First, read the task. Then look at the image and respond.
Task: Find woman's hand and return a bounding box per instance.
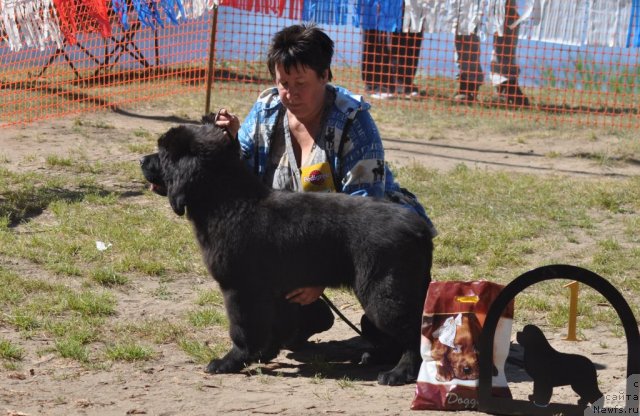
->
[285,286,325,305]
[215,108,240,139]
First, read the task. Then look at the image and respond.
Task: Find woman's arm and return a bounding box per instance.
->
[285,286,326,305]
[338,109,386,197]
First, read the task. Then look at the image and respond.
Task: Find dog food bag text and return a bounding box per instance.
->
[300,162,336,193]
[411,281,514,411]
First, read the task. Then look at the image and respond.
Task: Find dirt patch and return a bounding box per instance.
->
[1,106,638,416]
[2,106,638,179]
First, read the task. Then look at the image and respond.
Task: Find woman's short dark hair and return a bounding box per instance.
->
[267,24,334,82]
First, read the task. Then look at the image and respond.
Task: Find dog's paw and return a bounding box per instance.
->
[377,368,416,386]
[359,348,402,366]
[359,351,374,365]
[205,358,245,374]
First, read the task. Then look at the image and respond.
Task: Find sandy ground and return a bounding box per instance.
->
[1,105,638,416]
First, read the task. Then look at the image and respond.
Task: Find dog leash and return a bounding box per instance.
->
[321,293,363,337]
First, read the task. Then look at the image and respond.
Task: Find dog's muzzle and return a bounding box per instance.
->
[140,153,167,196]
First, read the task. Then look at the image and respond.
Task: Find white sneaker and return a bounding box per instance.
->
[367,86,395,100]
[370,91,395,100]
[402,86,420,98]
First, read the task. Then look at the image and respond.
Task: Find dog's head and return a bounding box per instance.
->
[430,313,484,381]
[516,324,546,349]
[140,123,240,216]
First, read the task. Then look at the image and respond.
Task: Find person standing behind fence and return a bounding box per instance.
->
[453,0,530,106]
[358,0,423,99]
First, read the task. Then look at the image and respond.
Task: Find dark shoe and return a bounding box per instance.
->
[401,85,420,98]
[366,85,395,100]
[497,80,530,107]
[453,92,476,103]
[454,79,480,103]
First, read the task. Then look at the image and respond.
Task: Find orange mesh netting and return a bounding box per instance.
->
[1,0,639,128]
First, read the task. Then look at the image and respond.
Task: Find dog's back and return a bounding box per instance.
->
[232,189,432,291]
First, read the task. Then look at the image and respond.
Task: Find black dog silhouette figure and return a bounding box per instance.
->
[517,325,603,407]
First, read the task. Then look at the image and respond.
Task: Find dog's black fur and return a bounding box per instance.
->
[140,123,433,385]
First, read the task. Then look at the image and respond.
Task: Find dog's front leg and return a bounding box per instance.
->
[378,348,422,385]
[205,288,278,374]
[206,344,250,374]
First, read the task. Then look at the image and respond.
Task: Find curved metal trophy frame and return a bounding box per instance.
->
[478,264,640,416]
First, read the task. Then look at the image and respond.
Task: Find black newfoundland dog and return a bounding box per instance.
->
[140,122,433,385]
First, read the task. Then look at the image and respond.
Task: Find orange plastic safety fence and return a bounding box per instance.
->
[1,2,640,128]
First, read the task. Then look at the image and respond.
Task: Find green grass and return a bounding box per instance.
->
[56,338,90,362]
[0,94,638,372]
[195,289,224,306]
[187,308,228,329]
[105,341,155,361]
[120,319,186,344]
[393,163,640,329]
[91,267,129,286]
[336,376,357,389]
[178,338,227,365]
[45,155,74,168]
[0,339,24,361]
[0,187,202,278]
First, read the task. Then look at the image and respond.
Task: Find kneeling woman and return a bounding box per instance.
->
[215,23,436,347]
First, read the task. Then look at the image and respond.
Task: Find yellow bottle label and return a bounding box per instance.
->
[300,162,336,193]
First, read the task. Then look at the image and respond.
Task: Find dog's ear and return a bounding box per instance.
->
[430,339,447,361]
[468,315,484,339]
[203,124,240,159]
[168,189,186,216]
[159,126,193,217]
[431,341,453,382]
[167,162,189,216]
[159,126,193,159]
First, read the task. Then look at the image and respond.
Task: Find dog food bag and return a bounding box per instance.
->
[411,281,514,411]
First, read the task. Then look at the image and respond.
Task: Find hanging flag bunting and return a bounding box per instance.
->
[289,0,302,19]
[219,0,287,17]
[302,0,349,26]
[1,0,24,50]
[149,0,166,28]
[51,0,111,44]
[111,0,130,30]
[159,0,187,24]
[402,0,449,33]
[354,0,403,32]
[179,0,216,19]
[449,0,486,36]
[517,0,587,46]
[52,0,78,43]
[486,0,506,36]
[116,0,160,29]
[0,0,64,51]
[131,0,159,28]
[486,0,536,37]
[401,0,487,35]
[626,0,640,47]
[585,0,632,47]
[83,0,112,38]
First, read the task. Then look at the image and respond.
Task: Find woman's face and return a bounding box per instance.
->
[275,63,328,120]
